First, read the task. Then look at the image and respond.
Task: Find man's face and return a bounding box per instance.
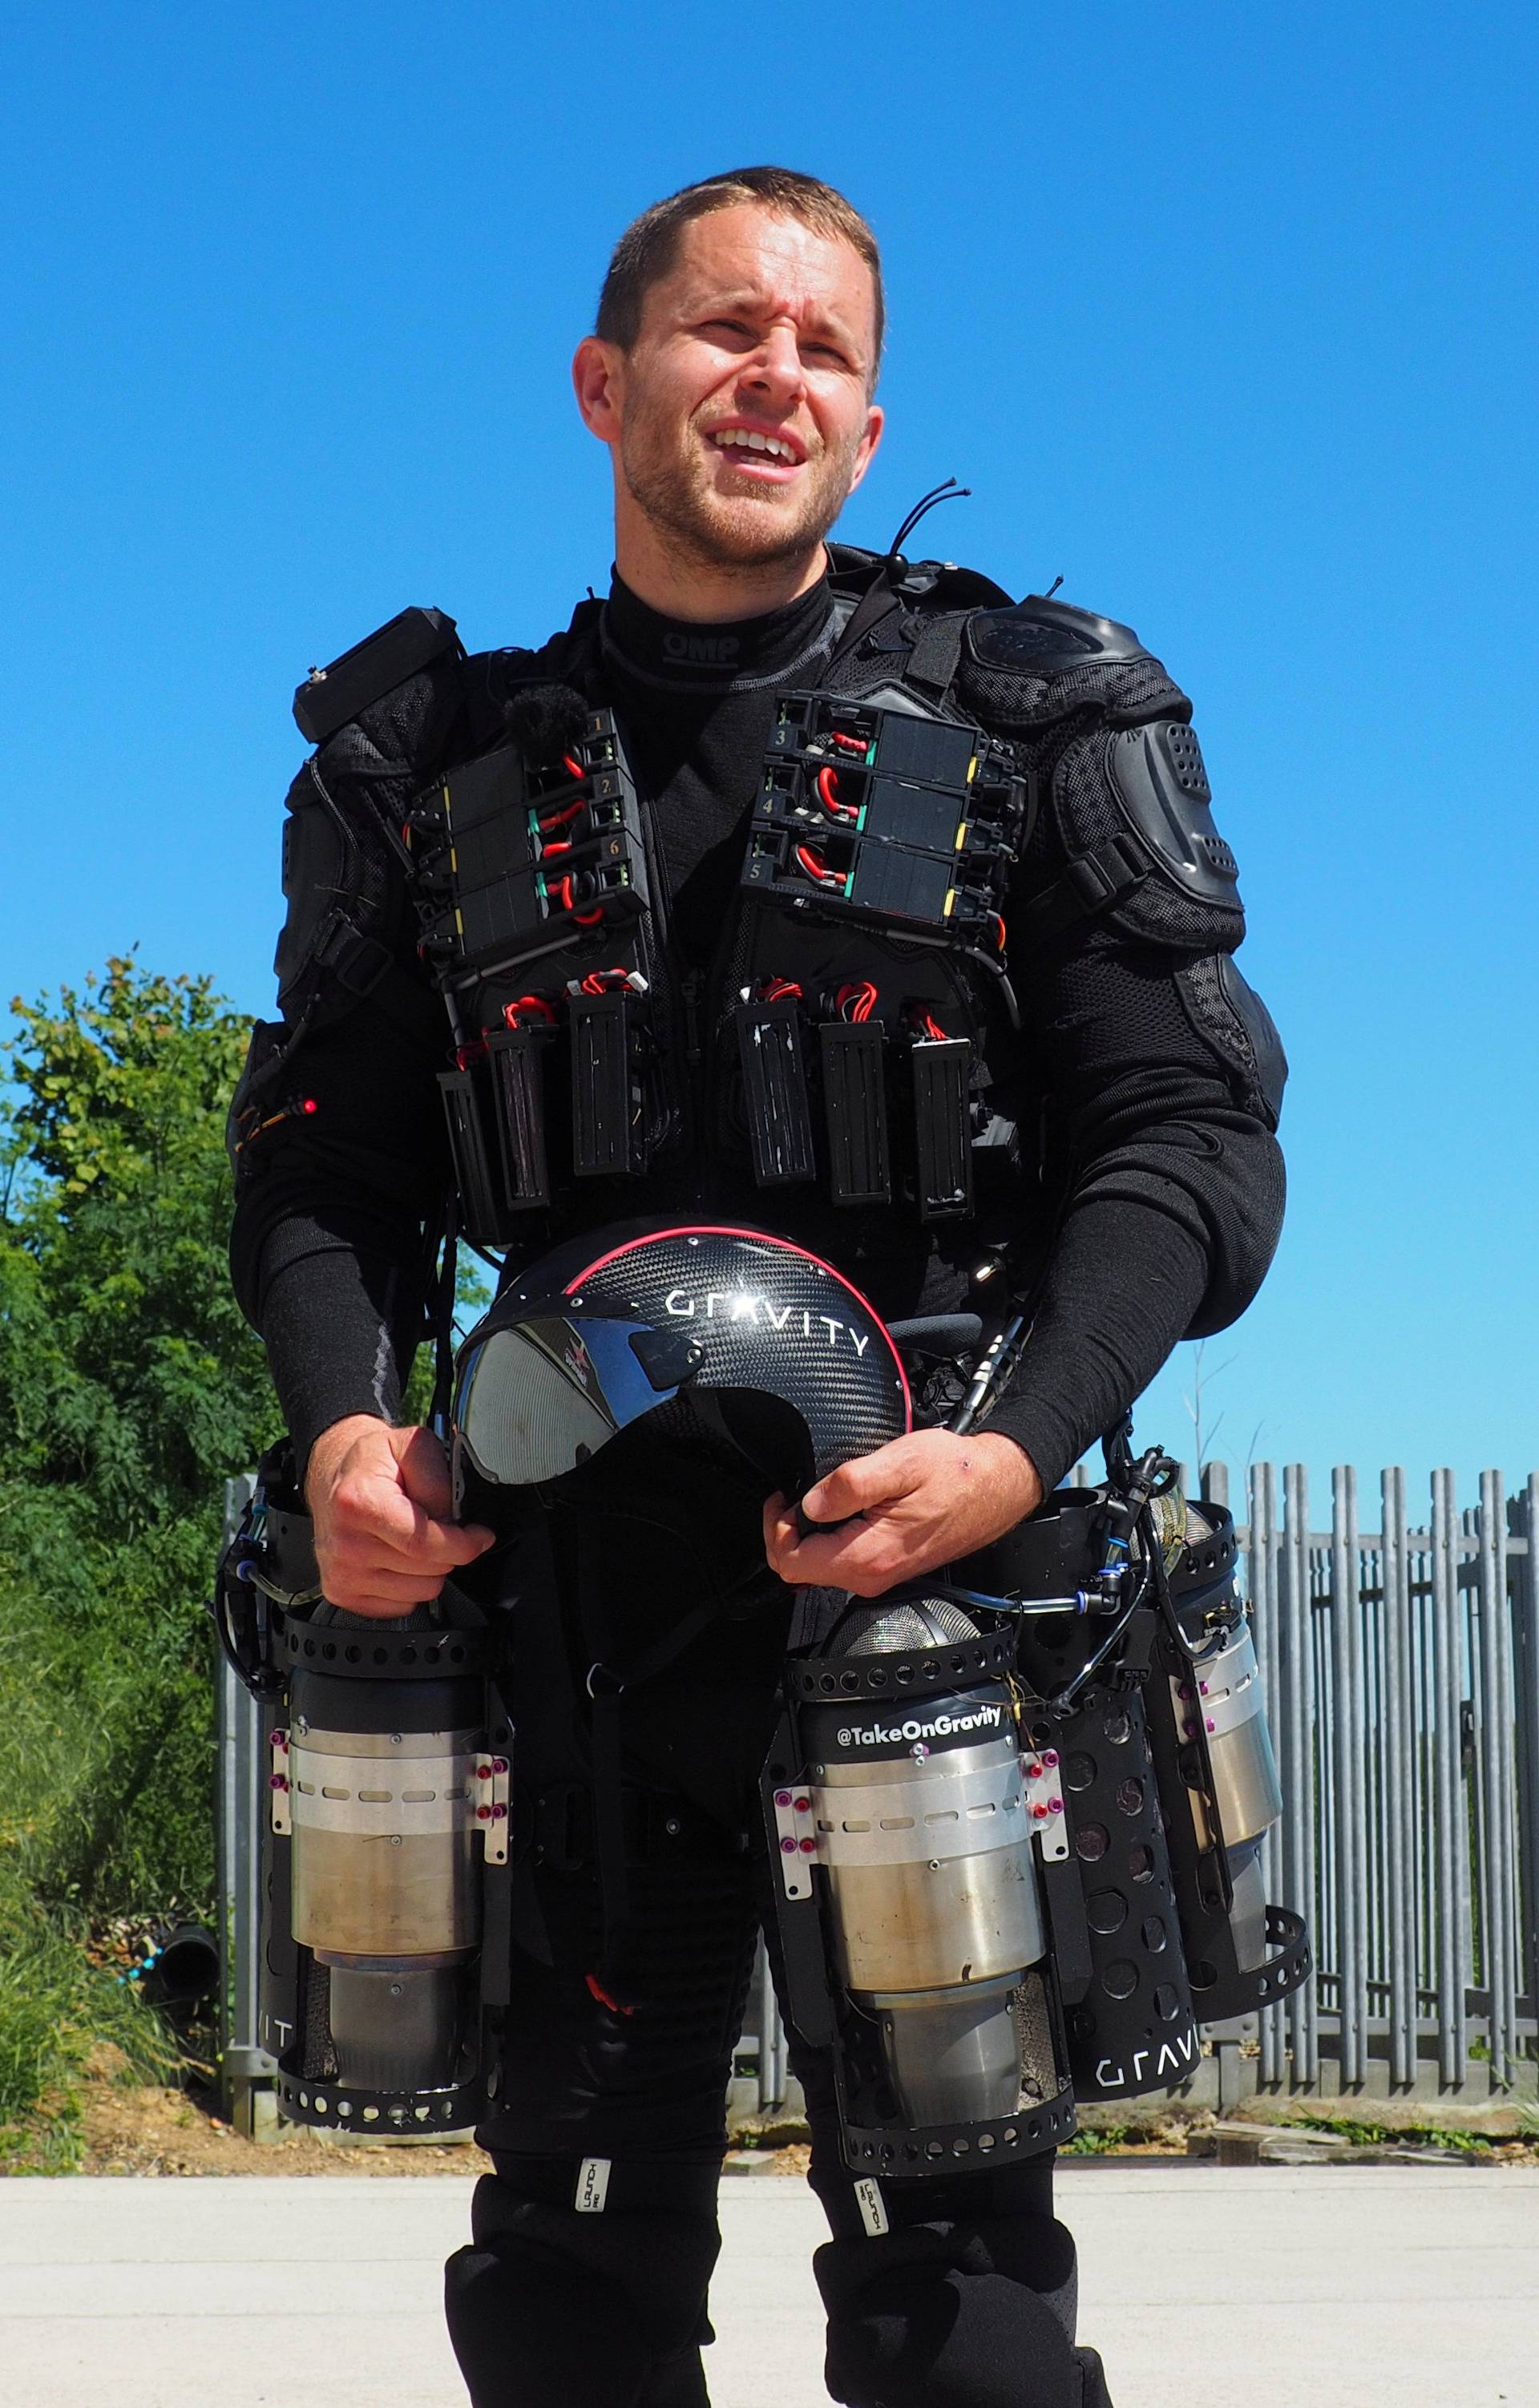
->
[584,204,884,575]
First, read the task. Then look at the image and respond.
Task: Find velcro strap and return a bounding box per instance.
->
[904,612,966,701]
[1017,834,1149,948]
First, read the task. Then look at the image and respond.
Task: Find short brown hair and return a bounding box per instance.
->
[596,166,884,369]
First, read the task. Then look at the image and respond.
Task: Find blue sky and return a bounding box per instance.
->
[4,3,1536,1509]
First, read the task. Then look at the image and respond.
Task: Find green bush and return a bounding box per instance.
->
[0,960,274,2165]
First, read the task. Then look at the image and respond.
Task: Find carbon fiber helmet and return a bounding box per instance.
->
[452,1220,910,1521]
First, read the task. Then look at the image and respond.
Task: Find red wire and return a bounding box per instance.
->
[922,1012,947,1041]
[562,754,585,781]
[761,977,803,1002]
[830,730,866,754]
[796,843,839,884]
[817,764,857,820]
[991,911,1008,951]
[504,996,556,1028]
[836,981,878,1024]
[539,798,588,832]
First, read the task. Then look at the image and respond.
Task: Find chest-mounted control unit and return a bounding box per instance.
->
[410,712,661,1243]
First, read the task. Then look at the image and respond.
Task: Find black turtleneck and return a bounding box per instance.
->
[599,572,835,964]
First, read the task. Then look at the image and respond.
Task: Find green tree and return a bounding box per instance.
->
[0,959,273,2164]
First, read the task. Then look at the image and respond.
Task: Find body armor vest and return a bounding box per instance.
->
[408,562,1039,1256]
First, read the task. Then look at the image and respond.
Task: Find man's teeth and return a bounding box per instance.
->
[713,428,798,463]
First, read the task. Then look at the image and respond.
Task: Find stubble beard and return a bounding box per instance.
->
[619,401,862,577]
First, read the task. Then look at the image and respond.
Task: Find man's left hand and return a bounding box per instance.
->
[763,1428,1044,1598]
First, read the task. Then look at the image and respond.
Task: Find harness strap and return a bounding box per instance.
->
[903,610,967,703]
[1012,832,1151,950]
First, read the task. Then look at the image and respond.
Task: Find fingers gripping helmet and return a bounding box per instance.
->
[452,1222,911,1529]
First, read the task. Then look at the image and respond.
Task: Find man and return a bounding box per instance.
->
[232,166,1284,2408]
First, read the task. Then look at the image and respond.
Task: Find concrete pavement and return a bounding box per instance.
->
[1,2164,1535,2406]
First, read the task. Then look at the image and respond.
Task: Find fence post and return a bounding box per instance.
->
[1476,1471,1518,2086]
[1330,1469,1367,2086]
[1282,1465,1318,2084]
[1430,1469,1470,2084]
[1248,1463,1285,2086]
[215,1475,265,2128]
[1520,1478,1539,2046]
[1381,1469,1417,2087]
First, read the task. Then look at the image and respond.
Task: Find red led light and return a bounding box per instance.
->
[476,1804,492,1821]
[301,1097,318,1115]
[794,1796,811,1813]
[798,1836,816,1854]
[1032,1803,1048,1820]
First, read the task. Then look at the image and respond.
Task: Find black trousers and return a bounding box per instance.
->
[442,1486,1113,2408]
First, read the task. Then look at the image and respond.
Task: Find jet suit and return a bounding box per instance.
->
[228,546,1287,2407]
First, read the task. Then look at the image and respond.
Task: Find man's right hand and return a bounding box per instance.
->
[304,1415,495,1618]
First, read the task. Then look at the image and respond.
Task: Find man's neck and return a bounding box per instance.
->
[612,510,828,624]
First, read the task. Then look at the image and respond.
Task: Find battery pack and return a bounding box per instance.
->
[736,999,816,1186]
[438,1064,511,1246]
[571,992,644,1177]
[912,1036,974,1220]
[486,1024,552,1210]
[819,1021,890,1205]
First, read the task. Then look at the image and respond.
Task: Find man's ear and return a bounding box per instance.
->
[572,336,624,443]
[846,402,885,496]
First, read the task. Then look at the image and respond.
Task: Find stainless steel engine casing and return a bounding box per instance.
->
[812,1734,1047,1996]
[1180,1621,1283,1848]
[289,1724,484,1960]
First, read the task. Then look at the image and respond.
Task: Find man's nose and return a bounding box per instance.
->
[739,324,806,407]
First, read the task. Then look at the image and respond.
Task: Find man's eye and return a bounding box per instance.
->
[703,319,753,339]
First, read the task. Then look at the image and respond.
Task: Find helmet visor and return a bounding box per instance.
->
[454,1310,702,1488]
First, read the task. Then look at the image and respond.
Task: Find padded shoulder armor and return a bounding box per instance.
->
[827,543,1013,613]
[293,606,462,746]
[968,594,1149,676]
[1109,719,1239,915]
[957,596,1184,736]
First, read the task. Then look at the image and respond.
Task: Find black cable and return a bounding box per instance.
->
[887,476,971,560]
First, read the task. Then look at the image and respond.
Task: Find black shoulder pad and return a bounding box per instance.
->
[293,605,461,746]
[826,543,1013,612]
[1176,955,1288,1130]
[967,595,1148,677]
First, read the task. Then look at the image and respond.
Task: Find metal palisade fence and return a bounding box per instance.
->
[1229,1461,1539,2101]
[216,1465,1539,2127]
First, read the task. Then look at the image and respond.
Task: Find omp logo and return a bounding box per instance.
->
[563,1335,593,1386]
[663,632,740,665]
[836,1704,1003,1747]
[663,1287,872,1357]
